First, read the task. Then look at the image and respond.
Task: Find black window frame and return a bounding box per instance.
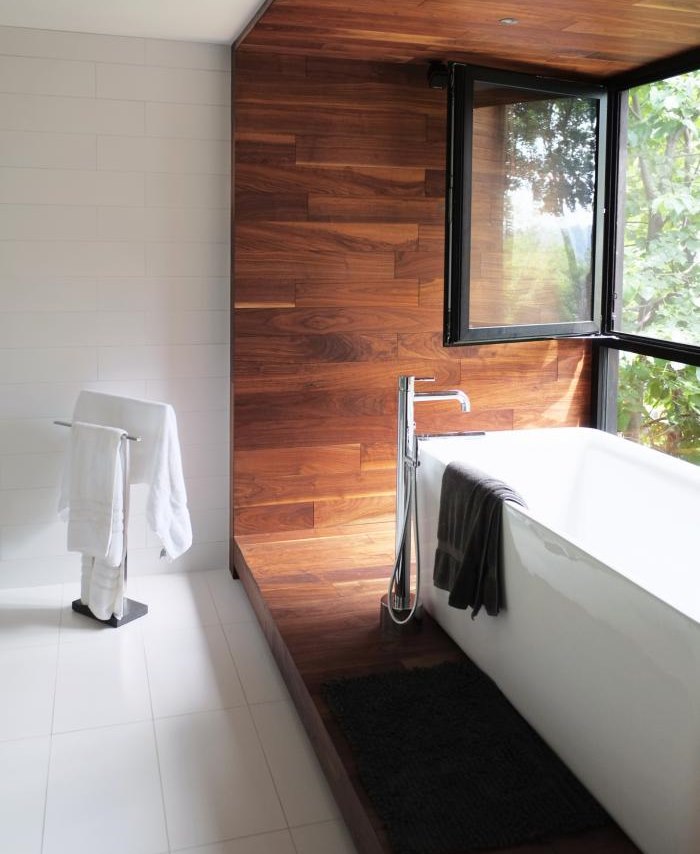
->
[592,47,700,429]
[441,49,700,436]
[444,63,608,345]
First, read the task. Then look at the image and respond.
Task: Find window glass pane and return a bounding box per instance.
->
[617,351,700,464]
[619,70,700,345]
[469,82,597,328]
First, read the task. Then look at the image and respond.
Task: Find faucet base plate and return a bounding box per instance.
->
[379,593,422,635]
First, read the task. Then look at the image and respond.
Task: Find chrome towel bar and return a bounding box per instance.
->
[54,420,141,442]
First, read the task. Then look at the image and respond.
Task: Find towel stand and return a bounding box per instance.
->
[55,420,148,627]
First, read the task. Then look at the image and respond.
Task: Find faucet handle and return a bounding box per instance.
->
[414,376,435,383]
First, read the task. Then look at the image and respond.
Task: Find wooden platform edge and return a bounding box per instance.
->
[231,539,386,854]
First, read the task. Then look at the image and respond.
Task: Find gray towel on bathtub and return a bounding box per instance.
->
[433,461,526,618]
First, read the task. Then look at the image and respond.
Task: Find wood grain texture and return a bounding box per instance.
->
[237,0,700,78]
[236,102,427,138]
[232,52,593,537]
[234,278,296,307]
[235,444,361,476]
[236,163,426,197]
[234,529,643,854]
[233,359,463,394]
[296,135,446,168]
[234,467,396,507]
[295,278,420,308]
[231,37,644,854]
[235,132,296,164]
[314,495,395,527]
[234,417,397,452]
[235,306,439,336]
[234,331,398,363]
[234,502,314,534]
[235,248,396,279]
[308,195,445,223]
[235,190,309,222]
[236,389,395,420]
[236,221,419,253]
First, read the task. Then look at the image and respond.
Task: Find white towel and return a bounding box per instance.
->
[80,555,124,621]
[64,421,124,568]
[145,403,193,560]
[67,391,192,560]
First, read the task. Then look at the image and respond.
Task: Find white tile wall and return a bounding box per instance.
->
[146,102,230,140]
[0,277,97,311]
[144,38,231,71]
[0,55,96,97]
[96,63,230,105]
[0,130,97,169]
[0,205,98,241]
[0,240,146,276]
[0,166,145,205]
[0,92,146,135]
[0,26,146,64]
[146,172,230,209]
[0,25,231,588]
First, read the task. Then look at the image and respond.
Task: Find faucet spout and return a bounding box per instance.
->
[414,389,471,412]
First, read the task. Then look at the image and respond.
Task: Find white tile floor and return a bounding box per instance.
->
[0,569,359,854]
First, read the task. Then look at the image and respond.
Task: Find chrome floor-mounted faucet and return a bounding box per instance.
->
[380,375,470,629]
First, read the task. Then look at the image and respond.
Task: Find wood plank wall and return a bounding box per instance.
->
[232,50,592,536]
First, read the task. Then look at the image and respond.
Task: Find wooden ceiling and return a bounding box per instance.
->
[238,0,700,80]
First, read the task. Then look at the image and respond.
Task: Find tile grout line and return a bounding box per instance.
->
[289,825,302,854]
[247,693,297,835]
[209,574,260,708]
[213,580,357,854]
[4,573,308,853]
[38,587,65,854]
[144,570,262,850]
[207,571,295,839]
[140,611,173,854]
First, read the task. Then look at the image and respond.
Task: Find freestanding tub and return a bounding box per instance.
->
[416,427,700,854]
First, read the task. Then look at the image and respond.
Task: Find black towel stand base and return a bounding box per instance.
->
[71,597,148,628]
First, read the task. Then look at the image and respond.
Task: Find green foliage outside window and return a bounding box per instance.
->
[617,354,700,463]
[617,70,700,463]
[505,97,597,322]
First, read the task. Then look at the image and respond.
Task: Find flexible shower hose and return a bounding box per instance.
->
[386,457,421,626]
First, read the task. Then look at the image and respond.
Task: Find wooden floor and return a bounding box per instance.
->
[233,523,641,854]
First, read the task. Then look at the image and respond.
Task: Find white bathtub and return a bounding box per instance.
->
[416,427,700,854]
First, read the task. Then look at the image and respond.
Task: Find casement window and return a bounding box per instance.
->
[444,64,606,344]
[443,50,700,463]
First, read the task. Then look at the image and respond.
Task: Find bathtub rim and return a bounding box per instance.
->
[416,426,700,629]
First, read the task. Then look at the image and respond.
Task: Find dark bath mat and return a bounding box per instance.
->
[323,660,610,854]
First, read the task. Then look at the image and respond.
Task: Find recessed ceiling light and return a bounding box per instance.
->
[498,17,519,24]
